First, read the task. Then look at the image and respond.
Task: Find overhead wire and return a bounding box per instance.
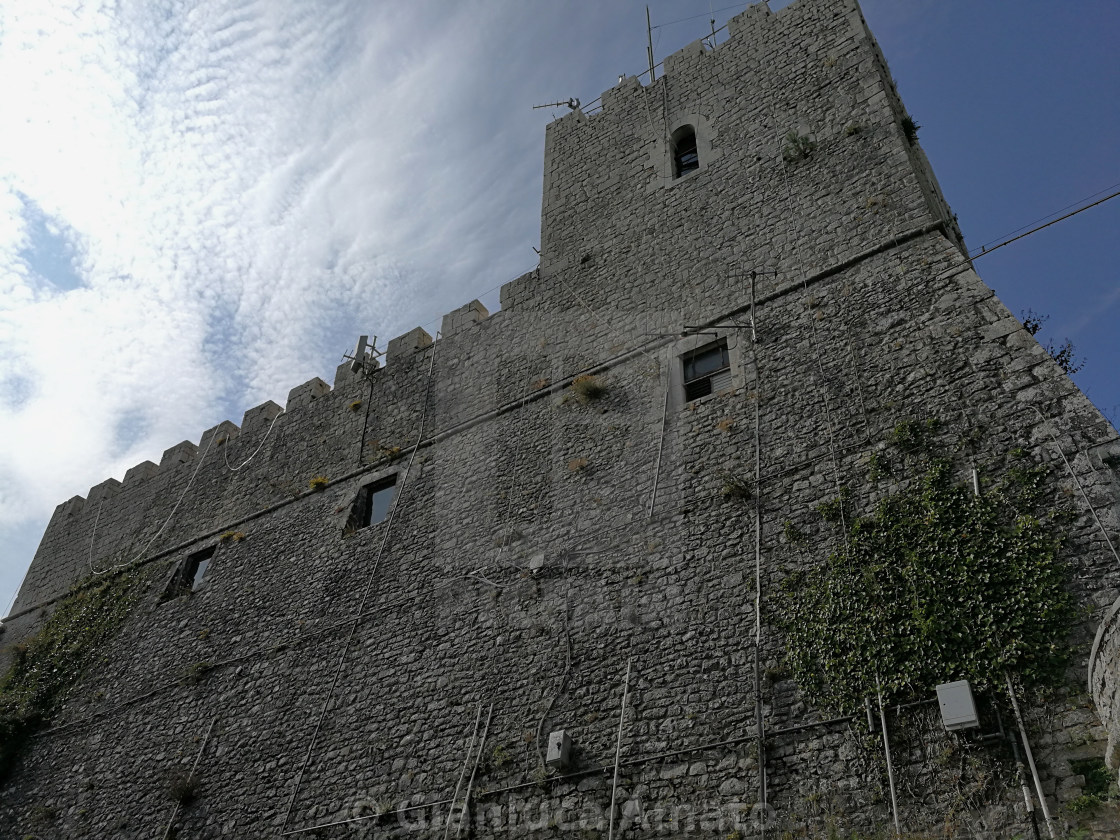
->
[223,408,286,471]
[969,187,1120,261]
[90,428,219,576]
[650,3,749,30]
[975,181,1120,252]
[280,335,441,832]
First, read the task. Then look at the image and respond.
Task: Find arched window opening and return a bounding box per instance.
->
[672,125,699,178]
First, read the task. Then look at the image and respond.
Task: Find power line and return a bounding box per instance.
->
[969,188,1120,261]
[651,3,750,30]
[977,180,1120,251]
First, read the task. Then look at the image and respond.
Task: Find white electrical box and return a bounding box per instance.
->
[545,729,572,770]
[936,680,980,730]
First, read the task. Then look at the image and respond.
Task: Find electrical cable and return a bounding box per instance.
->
[223,408,286,471]
[280,336,440,832]
[91,427,219,576]
[975,181,1120,252]
[969,188,1120,261]
[651,3,749,30]
[86,499,105,576]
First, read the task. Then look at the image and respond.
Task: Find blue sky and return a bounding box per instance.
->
[1,0,1118,614]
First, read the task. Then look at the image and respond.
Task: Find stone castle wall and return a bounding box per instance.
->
[3,1,1119,837]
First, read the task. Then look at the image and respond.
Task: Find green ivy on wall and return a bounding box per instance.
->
[779,452,1074,715]
[0,569,146,780]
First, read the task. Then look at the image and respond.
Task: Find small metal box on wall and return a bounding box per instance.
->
[936,680,980,730]
[545,730,572,770]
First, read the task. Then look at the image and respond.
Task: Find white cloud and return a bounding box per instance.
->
[0,0,567,606]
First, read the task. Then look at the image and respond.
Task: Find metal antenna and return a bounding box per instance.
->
[532,98,580,111]
[341,334,383,376]
[646,6,656,81]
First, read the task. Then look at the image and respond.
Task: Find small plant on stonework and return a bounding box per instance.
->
[165,768,200,805]
[376,444,403,463]
[30,804,57,825]
[181,661,212,685]
[218,530,245,544]
[844,123,862,137]
[783,520,807,545]
[1067,757,1117,811]
[567,457,590,474]
[719,471,752,501]
[374,801,395,825]
[308,475,329,491]
[716,417,735,433]
[570,374,607,401]
[349,399,362,412]
[901,114,920,144]
[782,130,816,162]
[483,744,513,773]
[815,488,848,523]
[867,451,891,481]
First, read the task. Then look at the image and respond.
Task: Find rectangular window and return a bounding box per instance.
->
[163,545,215,600]
[187,547,214,591]
[682,341,731,400]
[348,474,398,531]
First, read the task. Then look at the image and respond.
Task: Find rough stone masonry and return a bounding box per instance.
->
[3,0,1119,837]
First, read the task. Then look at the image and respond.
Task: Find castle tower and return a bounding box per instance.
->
[2,1,1118,836]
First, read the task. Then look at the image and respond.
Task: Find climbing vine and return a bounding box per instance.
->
[0,569,146,780]
[779,442,1075,715]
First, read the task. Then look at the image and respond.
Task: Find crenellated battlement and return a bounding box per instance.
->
[9,283,534,615]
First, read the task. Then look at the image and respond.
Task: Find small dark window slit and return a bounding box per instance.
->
[672,126,700,178]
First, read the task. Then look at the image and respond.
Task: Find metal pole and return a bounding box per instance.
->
[161,717,217,840]
[750,272,767,833]
[607,657,633,840]
[647,379,671,519]
[645,7,656,82]
[875,675,900,836]
[1005,673,1055,839]
[996,704,1042,840]
[457,703,493,838]
[443,703,483,840]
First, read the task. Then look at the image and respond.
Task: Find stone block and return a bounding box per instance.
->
[440,299,490,339]
[386,327,433,363]
[286,377,331,409]
[201,420,240,450]
[123,461,159,485]
[87,477,122,503]
[664,39,706,78]
[160,440,197,467]
[241,400,284,434]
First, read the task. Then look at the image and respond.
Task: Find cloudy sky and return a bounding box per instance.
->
[2,0,1118,613]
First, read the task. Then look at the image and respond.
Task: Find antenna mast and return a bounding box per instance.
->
[646,6,656,82]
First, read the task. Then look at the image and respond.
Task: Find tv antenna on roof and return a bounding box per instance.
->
[532,97,580,111]
[342,335,384,376]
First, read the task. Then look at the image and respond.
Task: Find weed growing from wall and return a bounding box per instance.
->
[569,374,607,402]
[779,439,1074,714]
[0,569,146,780]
